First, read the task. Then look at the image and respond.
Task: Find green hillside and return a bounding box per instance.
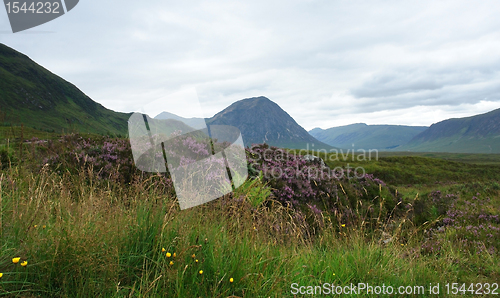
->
[0,43,131,136]
[398,108,500,153]
[309,123,427,150]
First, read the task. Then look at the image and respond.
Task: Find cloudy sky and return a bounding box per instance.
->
[2,0,500,130]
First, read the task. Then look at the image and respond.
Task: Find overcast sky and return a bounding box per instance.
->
[2,0,500,130]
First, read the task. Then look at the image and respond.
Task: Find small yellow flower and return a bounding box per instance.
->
[229,277,234,283]
[12,257,20,264]
[169,261,174,266]
[199,270,203,275]
[166,252,171,258]
[34,225,38,228]
[333,273,336,276]
[191,254,196,258]
[42,225,46,229]
[173,252,176,257]
[0,273,3,278]
[162,248,166,252]
[21,261,28,267]
[401,243,404,246]
[195,259,199,263]
[341,224,346,227]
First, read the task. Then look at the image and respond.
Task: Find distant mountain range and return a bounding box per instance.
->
[0,43,130,136]
[397,108,500,153]
[310,123,427,150]
[2,43,500,153]
[310,109,500,153]
[154,111,206,130]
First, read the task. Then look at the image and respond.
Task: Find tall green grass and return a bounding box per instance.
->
[0,161,498,297]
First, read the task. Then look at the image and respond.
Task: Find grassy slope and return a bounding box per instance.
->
[0,43,131,136]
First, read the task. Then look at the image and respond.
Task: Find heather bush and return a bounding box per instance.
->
[37,134,138,184]
[441,194,500,255]
[246,144,406,230]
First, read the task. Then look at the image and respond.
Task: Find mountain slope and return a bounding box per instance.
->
[399,108,500,153]
[0,43,130,136]
[206,96,333,150]
[309,123,427,150]
[154,111,206,130]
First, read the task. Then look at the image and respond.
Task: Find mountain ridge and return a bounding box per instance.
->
[310,123,427,150]
[154,111,206,130]
[0,43,131,136]
[398,108,500,153]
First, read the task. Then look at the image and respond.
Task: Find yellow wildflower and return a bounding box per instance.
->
[173,252,176,257]
[34,225,38,228]
[191,254,196,258]
[341,224,346,227]
[0,273,3,278]
[229,277,234,283]
[199,270,203,275]
[21,261,28,267]
[42,225,46,229]
[169,261,174,266]
[195,259,199,263]
[166,252,171,258]
[12,257,20,264]
[162,248,166,252]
